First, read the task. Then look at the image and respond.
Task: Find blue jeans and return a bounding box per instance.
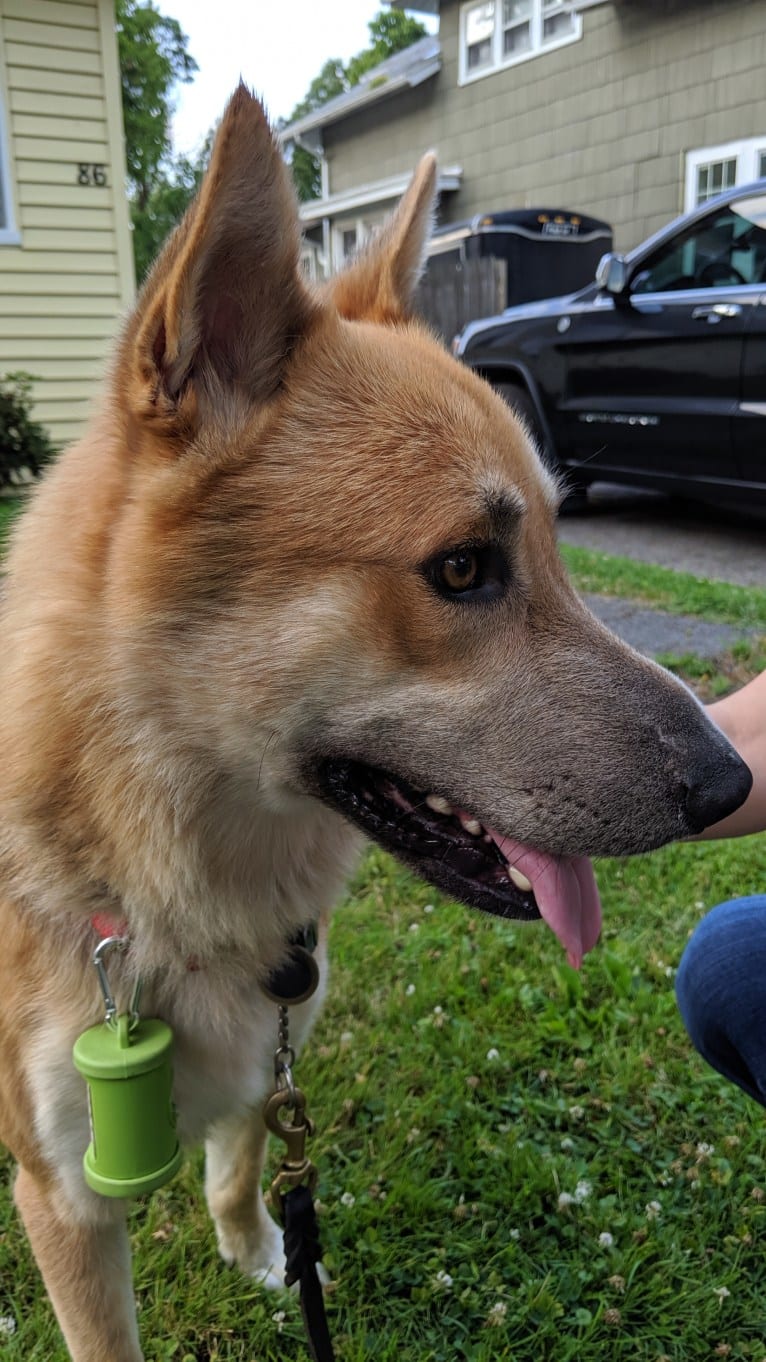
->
[676,895,766,1108]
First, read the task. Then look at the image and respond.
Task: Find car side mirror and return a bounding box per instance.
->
[596,252,630,298]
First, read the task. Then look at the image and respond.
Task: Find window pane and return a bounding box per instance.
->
[466,0,495,68]
[467,36,493,67]
[503,0,532,20]
[542,0,575,41]
[543,12,575,41]
[466,1,495,45]
[633,205,766,293]
[503,22,532,55]
[759,150,766,178]
[0,107,7,229]
[696,157,737,205]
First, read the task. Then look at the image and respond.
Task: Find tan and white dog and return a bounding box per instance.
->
[0,88,751,1361]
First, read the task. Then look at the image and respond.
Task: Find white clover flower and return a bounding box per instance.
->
[509,1228,520,1240]
[486,1047,500,1061]
[696,1142,715,1159]
[598,1231,614,1248]
[568,1104,585,1120]
[340,1191,356,1208]
[560,1137,575,1152]
[574,1180,592,1203]
[558,1191,575,1209]
[434,1269,453,1290]
[486,1300,508,1326]
[409,922,420,932]
[423,903,435,914]
[271,1310,286,1334]
[713,1285,731,1302]
[340,1030,353,1045]
[433,1006,443,1015]
[645,1200,661,1219]
[0,1317,16,1337]
[405,983,416,996]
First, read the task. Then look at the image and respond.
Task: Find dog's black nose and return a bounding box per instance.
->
[685,749,752,832]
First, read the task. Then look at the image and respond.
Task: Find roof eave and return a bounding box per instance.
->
[281,56,441,141]
[298,165,462,225]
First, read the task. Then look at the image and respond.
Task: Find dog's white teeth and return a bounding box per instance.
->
[508,866,533,893]
[426,794,453,815]
[460,815,483,836]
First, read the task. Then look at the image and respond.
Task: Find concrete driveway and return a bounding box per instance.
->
[558,485,766,659]
[557,484,766,589]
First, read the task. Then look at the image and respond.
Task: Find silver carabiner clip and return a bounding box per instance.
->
[92,936,142,1027]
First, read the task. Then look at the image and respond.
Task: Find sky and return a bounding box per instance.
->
[161,2,439,157]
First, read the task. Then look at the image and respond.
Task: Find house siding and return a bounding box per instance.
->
[0,0,134,449]
[324,0,766,253]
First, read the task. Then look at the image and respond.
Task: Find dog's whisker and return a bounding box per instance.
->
[255,729,279,797]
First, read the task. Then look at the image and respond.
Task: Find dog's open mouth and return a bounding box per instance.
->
[317,758,602,968]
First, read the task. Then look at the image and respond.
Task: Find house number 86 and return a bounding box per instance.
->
[77,164,107,187]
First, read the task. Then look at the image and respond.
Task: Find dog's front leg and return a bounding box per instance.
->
[14,1164,142,1361]
[204,1107,286,1291]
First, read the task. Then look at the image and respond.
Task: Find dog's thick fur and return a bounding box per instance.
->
[0,89,751,1361]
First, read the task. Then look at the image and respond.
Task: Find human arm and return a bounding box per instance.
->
[697,667,766,838]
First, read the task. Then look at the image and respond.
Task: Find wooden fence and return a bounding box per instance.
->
[415,256,508,344]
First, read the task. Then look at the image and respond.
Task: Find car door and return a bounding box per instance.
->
[733,195,766,490]
[552,196,766,495]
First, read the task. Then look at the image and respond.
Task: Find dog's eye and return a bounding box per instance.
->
[440,550,480,593]
[425,542,508,603]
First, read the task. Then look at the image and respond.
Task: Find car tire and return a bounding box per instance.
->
[494,381,589,514]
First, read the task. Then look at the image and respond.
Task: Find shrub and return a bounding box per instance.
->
[0,372,57,490]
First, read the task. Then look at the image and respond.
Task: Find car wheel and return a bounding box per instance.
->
[494,382,589,514]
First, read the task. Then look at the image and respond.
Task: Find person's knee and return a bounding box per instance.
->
[676,895,766,1088]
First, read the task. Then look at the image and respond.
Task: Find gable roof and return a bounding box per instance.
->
[281,35,441,141]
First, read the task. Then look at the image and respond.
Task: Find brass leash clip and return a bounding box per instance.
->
[264,1085,318,1219]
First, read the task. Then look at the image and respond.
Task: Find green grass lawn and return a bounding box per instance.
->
[0,495,23,556]
[3,844,765,1360]
[560,544,766,632]
[1,541,765,1359]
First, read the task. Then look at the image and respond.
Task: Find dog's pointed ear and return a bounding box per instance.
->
[330,153,437,324]
[125,85,316,436]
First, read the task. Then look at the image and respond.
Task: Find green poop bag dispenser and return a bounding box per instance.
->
[73,936,181,1198]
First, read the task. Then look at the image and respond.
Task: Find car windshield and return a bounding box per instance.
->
[631,193,766,293]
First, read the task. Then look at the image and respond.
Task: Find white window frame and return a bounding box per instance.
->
[685,136,766,213]
[458,0,582,87]
[0,72,20,244]
[331,215,381,274]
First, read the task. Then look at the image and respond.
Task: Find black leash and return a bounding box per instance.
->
[262,927,335,1362]
[283,1185,335,1362]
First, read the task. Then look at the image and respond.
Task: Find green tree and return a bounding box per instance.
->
[286,10,427,202]
[130,146,210,285]
[345,11,427,85]
[115,0,199,281]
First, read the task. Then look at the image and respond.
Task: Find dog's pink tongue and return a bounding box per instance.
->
[489,833,602,969]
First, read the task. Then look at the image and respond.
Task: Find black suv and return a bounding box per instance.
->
[454,181,766,507]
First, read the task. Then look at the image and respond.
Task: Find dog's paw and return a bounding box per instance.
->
[215,1210,287,1288]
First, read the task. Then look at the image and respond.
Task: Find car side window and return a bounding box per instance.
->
[632,195,766,294]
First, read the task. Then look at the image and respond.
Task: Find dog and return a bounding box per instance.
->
[0,87,751,1362]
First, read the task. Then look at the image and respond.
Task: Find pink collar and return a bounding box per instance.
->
[91,912,128,939]
[90,913,201,972]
